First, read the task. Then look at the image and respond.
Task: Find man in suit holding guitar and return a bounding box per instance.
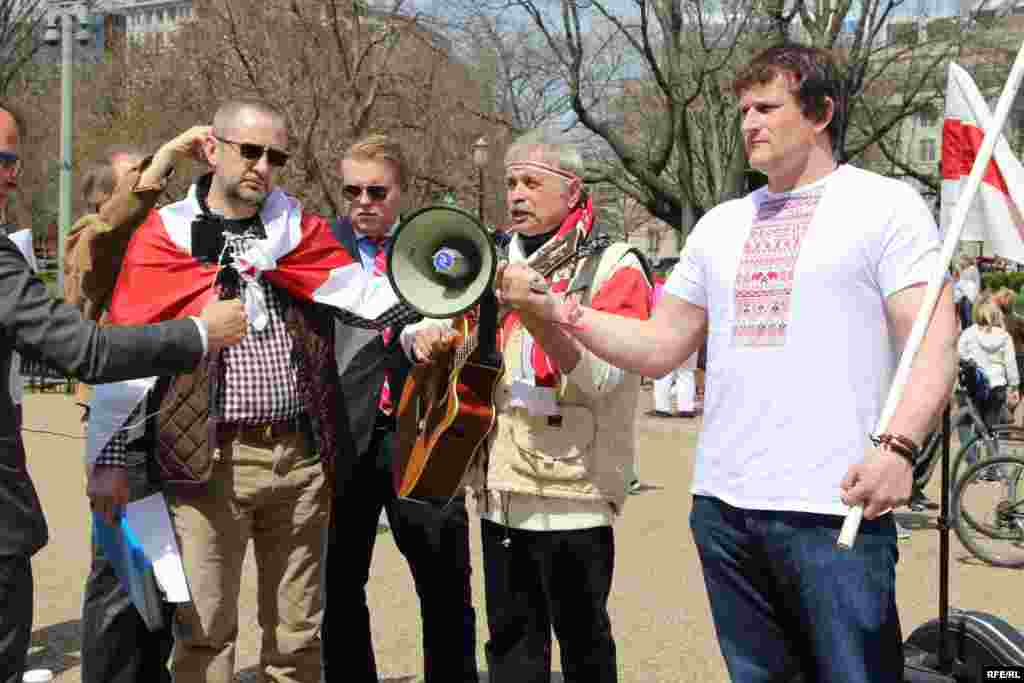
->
[410,129,653,683]
[322,134,479,683]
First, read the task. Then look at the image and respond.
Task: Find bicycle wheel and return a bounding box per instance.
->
[952,455,1024,568]
[950,431,1018,529]
[913,430,942,492]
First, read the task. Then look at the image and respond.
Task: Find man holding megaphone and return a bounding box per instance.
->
[409,129,653,683]
[321,134,479,683]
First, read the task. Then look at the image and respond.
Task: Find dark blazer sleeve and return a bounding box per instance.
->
[328,217,412,460]
[0,237,204,383]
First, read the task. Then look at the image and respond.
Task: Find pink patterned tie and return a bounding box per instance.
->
[368,236,393,414]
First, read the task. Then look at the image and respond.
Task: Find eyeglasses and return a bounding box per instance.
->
[215,136,289,168]
[0,151,21,175]
[342,184,391,202]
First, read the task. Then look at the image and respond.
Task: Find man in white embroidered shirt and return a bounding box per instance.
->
[496,45,958,683]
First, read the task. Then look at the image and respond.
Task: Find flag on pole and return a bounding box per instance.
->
[941,62,1024,261]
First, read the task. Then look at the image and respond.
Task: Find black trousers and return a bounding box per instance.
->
[481,519,617,683]
[322,421,478,683]
[0,554,32,683]
[80,457,174,683]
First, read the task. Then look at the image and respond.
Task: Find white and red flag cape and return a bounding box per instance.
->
[86,183,399,464]
[941,62,1024,260]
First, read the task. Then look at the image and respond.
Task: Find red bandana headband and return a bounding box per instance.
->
[505,160,580,183]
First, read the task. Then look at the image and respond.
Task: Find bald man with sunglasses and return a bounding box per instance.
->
[85,99,364,683]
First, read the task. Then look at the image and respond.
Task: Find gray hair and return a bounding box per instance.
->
[505,129,584,181]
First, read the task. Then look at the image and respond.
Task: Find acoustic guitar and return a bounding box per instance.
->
[392,230,610,501]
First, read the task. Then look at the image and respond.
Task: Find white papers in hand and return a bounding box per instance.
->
[125,492,191,603]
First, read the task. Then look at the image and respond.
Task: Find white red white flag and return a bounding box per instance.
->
[941,62,1024,261]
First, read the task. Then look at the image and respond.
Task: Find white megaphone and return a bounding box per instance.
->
[386,206,497,318]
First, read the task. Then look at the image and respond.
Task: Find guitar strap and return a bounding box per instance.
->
[570,245,653,299]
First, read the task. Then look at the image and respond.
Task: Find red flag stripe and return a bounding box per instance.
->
[942,118,1012,197]
[107,211,219,325]
[262,213,358,300]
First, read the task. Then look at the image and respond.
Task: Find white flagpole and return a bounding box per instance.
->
[837,38,1024,549]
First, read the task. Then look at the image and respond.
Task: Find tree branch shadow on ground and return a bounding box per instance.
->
[27,618,81,675]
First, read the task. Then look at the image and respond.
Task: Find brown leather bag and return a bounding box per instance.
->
[153,360,216,487]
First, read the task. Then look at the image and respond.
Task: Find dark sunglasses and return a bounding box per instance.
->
[0,151,21,174]
[342,184,391,202]
[215,136,289,167]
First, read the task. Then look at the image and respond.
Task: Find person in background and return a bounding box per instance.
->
[1012,293,1024,425]
[959,255,981,329]
[958,300,1020,465]
[648,281,698,420]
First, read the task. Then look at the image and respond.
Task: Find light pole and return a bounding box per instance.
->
[44,1,91,294]
[472,136,488,225]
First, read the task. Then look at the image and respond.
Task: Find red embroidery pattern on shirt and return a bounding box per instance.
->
[732,189,823,348]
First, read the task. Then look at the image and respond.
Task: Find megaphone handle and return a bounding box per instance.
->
[476,289,500,365]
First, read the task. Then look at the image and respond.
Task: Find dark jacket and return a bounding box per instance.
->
[329,218,412,494]
[0,235,203,557]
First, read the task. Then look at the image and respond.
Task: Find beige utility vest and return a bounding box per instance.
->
[480,244,645,513]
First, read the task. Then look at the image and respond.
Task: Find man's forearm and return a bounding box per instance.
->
[96,160,165,239]
[566,305,689,379]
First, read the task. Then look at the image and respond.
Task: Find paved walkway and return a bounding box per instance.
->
[17,390,1024,682]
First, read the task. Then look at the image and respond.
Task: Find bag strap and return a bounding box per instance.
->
[570,240,653,306]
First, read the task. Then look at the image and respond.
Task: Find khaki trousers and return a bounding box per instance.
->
[168,430,327,683]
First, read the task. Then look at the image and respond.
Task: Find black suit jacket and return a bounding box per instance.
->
[0,236,204,557]
[329,218,412,471]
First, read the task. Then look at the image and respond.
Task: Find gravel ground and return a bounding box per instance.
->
[18,390,1024,682]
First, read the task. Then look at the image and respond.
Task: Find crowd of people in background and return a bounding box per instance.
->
[953,254,1024,430]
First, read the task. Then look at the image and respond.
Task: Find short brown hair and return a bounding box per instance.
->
[81,162,115,204]
[343,134,408,189]
[81,145,146,204]
[733,43,845,156]
[213,98,287,139]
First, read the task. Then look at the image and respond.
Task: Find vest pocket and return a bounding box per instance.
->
[509,405,597,482]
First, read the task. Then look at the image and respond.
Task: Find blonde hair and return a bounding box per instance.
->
[343,134,408,189]
[974,300,1005,329]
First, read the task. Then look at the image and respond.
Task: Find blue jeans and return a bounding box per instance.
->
[690,496,902,683]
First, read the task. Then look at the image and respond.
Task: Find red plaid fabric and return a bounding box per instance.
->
[218,277,302,423]
[94,277,301,467]
[367,236,394,414]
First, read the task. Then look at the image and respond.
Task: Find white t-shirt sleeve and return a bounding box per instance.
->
[874,183,941,298]
[664,222,708,308]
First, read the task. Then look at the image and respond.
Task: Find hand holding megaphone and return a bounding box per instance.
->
[410,325,460,364]
[494,261,552,308]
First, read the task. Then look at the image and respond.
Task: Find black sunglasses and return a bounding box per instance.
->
[215,136,289,167]
[342,184,391,202]
[0,151,21,174]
